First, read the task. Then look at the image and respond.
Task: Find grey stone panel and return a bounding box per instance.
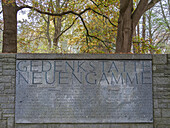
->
[16,60,153,123]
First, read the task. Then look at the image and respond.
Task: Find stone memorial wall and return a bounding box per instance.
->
[0,54,169,128]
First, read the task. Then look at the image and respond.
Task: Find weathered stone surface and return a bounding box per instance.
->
[131,124,153,128]
[7,117,14,128]
[16,53,152,60]
[3,70,15,76]
[0,96,9,103]
[3,109,14,114]
[0,112,2,119]
[153,55,167,65]
[154,99,159,108]
[153,65,165,73]
[15,124,153,128]
[162,109,170,117]
[0,120,7,128]
[16,60,153,123]
[0,76,12,83]
[157,125,170,128]
[154,118,170,125]
[0,53,16,58]
[153,77,170,85]
[3,64,16,70]
[154,109,161,118]
[1,103,15,109]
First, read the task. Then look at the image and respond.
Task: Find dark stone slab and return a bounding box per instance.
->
[15,60,153,123]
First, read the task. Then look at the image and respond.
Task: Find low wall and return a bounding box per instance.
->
[0,54,169,128]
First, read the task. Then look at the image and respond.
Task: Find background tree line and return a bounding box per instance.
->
[0,0,169,53]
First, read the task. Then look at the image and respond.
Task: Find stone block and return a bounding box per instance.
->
[153,77,170,85]
[0,76,12,83]
[11,77,15,85]
[164,64,170,70]
[3,70,15,76]
[0,112,2,119]
[2,109,14,114]
[157,125,170,128]
[162,109,170,117]
[154,92,170,99]
[131,124,153,128]
[168,59,170,63]
[153,65,165,73]
[4,88,15,94]
[7,117,14,128]
[154,109,161,117]
[1,103,15,109]
[3,64,15,70]
[161,99,170,103]
[0,120,7,128]
[154,99,159,108]
[168,54,170,59]
[0,96,9,103]
[0,54,16,58]
[154,118,170,125]
[153,55,167,65]
[153,73,164,77]
[2,114,14,118]
[8,96,15,102]
[165,70,170,76]
[0,85,5,91]
[2,58,15,63]
[0,66,2,72]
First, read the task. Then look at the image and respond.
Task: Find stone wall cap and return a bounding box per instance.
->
[16,53,152,60]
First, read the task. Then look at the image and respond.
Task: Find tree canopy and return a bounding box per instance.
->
[0,0,169,53]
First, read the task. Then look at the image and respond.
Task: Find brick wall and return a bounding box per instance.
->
[0,54,169,128]
[153,55,170,128]
[0,54,16,128]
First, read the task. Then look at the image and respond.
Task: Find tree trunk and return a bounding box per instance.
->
[2,0,17,53]
[142,13,146,53]
[116,0,133,53]
[53,17,62,48]
[53,0,62,50]
[116,0,154,53]
[47,15,52,50]
[137,23,140,53]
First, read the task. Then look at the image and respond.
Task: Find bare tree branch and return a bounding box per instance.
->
[17,5,91,16]
[146,0,161,11]
[132,0,148,30]
[89,0,101,7]
[91,9,117,27]
[17,5,117,27]
[56,17,79,41]
[88,35,113,52]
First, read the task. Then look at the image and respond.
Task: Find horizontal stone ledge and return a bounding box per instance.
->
[16,54,152,60]
[0,54,16,58]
